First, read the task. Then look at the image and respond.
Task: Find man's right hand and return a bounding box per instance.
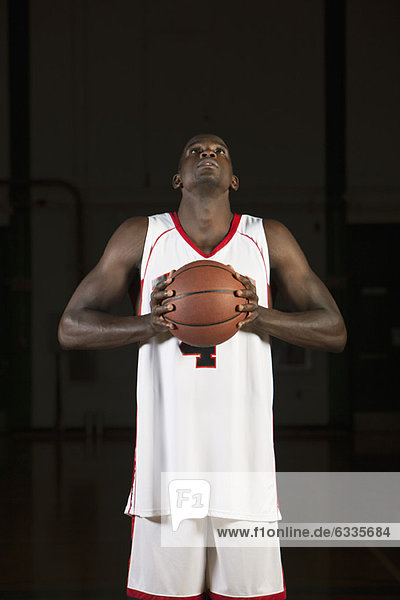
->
[148,271,176,334]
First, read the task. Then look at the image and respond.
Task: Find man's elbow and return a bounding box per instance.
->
[57,313,77,350]
[330,318,347,353]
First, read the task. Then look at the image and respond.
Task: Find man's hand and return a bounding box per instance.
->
[233,271,259,329]
[149,271,177,334]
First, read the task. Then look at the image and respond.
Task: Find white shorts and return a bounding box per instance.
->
[127,516,286,599]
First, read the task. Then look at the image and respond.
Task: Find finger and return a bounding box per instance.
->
[153,288,174,299]
[159,318,176,330]
[167,269,176,282]
[235,288,257,298]
[151,289,174,305]
[153,280,171,292]
[236,302,258,313]
[151,313,176,331]
[232,271,250,284]
[153,303,175,316]
[153,271,176,291]
[233,271,250,282]
[237,312,258,328]
[235,275,256,291]
[151,289,176,308]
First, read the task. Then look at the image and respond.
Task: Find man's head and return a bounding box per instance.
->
[172,134,239,194]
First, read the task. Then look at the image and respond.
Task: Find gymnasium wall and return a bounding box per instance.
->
[27,0,326,429]
[0,1,9,182]
[347,0,400,223]
[1,0,399,429]
[0,0,9,433]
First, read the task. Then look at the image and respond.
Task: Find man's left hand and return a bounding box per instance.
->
[233,271,259,329]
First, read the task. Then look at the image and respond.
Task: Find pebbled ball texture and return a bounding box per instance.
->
[162,260,248,347]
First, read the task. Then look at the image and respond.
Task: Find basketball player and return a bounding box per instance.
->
[58,134,346,600]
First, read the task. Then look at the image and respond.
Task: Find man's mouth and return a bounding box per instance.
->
[198,159,218,168]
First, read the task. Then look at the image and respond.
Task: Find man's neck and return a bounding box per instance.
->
[177,193,234,255]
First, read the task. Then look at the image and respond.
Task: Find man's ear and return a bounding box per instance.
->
[172,174,183,189]
[230,175,239,192]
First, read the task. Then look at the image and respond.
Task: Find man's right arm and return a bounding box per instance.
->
[57,216,175,350]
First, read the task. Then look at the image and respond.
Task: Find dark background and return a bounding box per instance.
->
[0,1,399,599]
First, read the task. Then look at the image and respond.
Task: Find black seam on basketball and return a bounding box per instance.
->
[174,264,234,278]
[165,313,243,327]
[167,289,240,301]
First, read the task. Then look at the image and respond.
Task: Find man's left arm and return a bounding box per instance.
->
[235,219,347,353]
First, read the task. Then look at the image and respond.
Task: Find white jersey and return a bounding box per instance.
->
[125,212,281,521]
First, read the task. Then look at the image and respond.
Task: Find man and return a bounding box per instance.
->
[58,134,346,600]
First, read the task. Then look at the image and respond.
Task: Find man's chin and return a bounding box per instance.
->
[195,174,220,186]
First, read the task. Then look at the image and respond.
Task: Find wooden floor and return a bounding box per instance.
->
[0,429,399,599]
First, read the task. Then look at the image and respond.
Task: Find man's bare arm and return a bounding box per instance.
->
[57,217,174,350]
[236,219,347,353]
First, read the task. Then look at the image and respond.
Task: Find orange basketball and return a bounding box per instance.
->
[162,260,248,347]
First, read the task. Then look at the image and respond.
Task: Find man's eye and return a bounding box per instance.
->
[216,147,225,154]
[190,147,201,154]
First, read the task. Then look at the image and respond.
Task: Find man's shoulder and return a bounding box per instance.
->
[103,216,149,267]
[119,215,148,233]
[111,213,174,255]
[262,218,287,232]
[262,218,294,241]
[241,215,286,232]
[238,216,290,246]
[261,220,298,266]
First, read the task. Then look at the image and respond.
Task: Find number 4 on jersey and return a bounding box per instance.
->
[179,342,217,368]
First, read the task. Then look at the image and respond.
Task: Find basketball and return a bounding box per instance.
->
[162,260,248,347]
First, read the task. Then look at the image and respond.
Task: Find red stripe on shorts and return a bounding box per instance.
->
[208,588,286,600]
[127,590,207,600]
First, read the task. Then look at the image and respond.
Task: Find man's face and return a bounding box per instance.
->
[173,134,239,193]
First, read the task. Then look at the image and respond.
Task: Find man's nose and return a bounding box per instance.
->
[200,149,216,158]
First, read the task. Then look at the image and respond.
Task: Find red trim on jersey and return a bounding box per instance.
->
[138,278,144,316]
[142,226,175,285]
[131,515,135,537]
[126,516,136,590]
[281,566,286,598]
[139,224,174,316]
[270,409,281,522]
[128,402,139,514]
[133,406,138,512]
[127,590,207,600]
[209,588,286,600]
[238,232,269,305]
[170,212,241,258]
